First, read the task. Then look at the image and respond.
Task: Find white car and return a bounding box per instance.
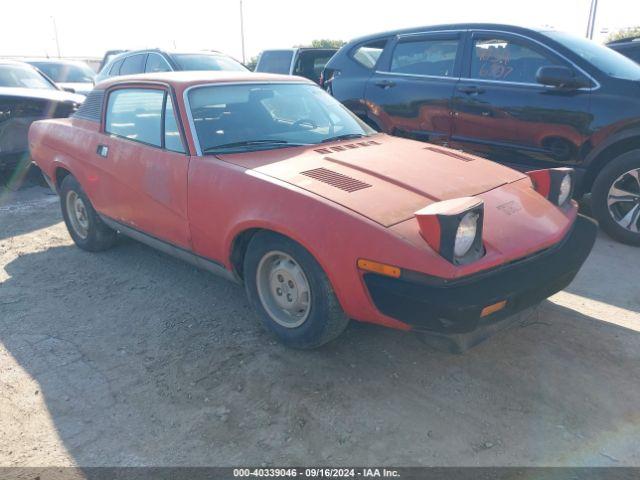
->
[25,59,96,97]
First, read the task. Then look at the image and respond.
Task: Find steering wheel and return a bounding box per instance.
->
[292,118,318,130]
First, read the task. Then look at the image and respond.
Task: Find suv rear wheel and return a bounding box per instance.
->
[591,149,640,245]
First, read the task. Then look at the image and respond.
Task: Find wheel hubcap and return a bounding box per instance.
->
[66,191,89,239]
[256,251,311,328]
[607,168,640,234]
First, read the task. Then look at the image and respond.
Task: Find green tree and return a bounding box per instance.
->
[245,55,259,71]
[608,26,640,42]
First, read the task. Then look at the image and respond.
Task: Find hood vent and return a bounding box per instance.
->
[301,167,372,193]
[424,146,474,162]
[314,139,381,155]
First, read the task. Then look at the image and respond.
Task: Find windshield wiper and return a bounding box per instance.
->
[203,139,310,153]
[319,133,368,144]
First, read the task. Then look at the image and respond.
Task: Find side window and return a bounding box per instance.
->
[390,38,459,76]
[164,96,185,153]
[256,51,294,74]
[105,88,164,147]
[352,40,387,69]
[108,59,123,76]
[146,54,172,73]
[120,54,147,75]
[471,36,559,84]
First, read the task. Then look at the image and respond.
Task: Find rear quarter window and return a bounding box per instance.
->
[119,54,147,75]
[108,59,123,76]
[351,39,388,69]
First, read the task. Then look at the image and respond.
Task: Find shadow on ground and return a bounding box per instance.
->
[1,235,640,466]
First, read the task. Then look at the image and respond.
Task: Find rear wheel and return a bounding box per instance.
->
[243,232,349,349]
[60,175,117,251]
[592,150,640,246]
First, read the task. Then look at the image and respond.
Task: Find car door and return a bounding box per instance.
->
[363,31,463,143]
[96,85,191,248]
[450,30,592,170]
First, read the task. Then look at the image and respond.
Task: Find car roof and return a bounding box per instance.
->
[347,23,544,44]
[22,58,89,65]
[95,70,315,89]
[109,49,224,61]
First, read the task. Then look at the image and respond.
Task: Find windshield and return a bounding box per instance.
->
[544,31,640,81]
[29,62,95,83]
[188,83,375,153]
[173,54,247,72]
[0,64,55,89]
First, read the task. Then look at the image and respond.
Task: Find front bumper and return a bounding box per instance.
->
[363,214,598,334]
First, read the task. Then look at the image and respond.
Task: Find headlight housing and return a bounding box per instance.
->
[527,167,574,207]
[415,197,485,265]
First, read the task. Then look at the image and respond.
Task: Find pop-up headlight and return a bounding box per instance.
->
[527,167,574,207]
[414,197,485,265]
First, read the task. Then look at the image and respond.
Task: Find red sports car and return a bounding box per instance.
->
[28,71,597,349]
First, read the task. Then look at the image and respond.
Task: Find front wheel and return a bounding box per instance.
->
[591,150,640,246]
[60,175,117,252]
[243,232,349,349]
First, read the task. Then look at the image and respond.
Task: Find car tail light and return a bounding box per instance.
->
[414,197,485,265]
[527,167,574,206]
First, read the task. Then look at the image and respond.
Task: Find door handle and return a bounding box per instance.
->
[458,86,485,95]
[96,144,109,158]
[375,79,396,89]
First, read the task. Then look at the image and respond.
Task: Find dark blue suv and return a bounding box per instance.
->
[323,24,640,245]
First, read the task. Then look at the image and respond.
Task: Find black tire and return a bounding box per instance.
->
[243,231,349,349]
[59,175,117,252]
[591,150,640,246]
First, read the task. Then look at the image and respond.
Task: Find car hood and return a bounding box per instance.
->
[221,134,527,227]
[0,87,85,104]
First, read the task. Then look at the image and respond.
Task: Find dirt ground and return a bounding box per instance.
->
[1,183,639,467]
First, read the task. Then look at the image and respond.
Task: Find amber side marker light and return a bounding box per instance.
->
[357,259,402,278]
[481,300,507,318]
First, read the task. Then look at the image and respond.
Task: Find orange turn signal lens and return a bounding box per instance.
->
[481,300,507,318]
[357,259,401,278]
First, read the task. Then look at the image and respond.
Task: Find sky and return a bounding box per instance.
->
[1,0,638,62]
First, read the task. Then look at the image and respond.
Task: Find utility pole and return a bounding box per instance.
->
[586,0,599,39]
[240,0,246,64]
[51,16,61,57]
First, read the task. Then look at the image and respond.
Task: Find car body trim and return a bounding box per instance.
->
[99,215,239,283]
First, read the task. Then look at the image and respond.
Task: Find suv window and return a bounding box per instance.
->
[164,95,185,153]
[352,40,387,69]
[109,59,123,76]
[471,36,559,84]
[256,51,294,74]
[120,54,147,75]
[390,38,459,76]
[105,88,164,147]
[293,51,335,82]
[146,53,172,73]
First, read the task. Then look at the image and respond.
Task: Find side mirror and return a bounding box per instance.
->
[62,86,76,93]
[536,66,589,89]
